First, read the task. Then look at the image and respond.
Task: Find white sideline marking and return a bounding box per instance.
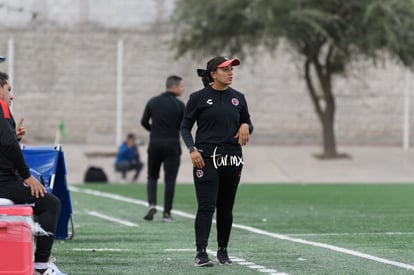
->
[87,210,138,227]
[250,265,266,269]
[73,248,129,252]
[207,249,287,275]
[233,223,414,271]
[165,248,287,274]
[70,186,414,272]
[288,232,414,237]
[71,186,196,219]
[238,261,255,265]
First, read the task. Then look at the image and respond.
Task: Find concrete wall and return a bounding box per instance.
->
[0,0,174,29]
[0,0,412,147]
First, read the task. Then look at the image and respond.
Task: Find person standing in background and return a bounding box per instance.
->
[141,75,185,222]
[181,57,253,267]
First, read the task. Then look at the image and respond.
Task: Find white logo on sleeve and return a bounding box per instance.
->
[206,99,213,105]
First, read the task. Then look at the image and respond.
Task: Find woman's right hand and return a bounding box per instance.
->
[24,175,47,198]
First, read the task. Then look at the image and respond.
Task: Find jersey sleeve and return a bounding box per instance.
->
[239,94,254,134]
[179,100,185,121]
[140,103,152,131]
[180,93,198,149]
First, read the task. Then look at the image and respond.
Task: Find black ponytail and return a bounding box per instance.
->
[197,68,213,87]
[201,74,213,87]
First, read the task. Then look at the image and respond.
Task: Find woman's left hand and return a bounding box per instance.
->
[235,123,250,146]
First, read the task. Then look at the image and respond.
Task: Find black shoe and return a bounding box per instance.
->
[217,247,232,265]
[194,250,214,267]
[143,207,157,221]
[162,212,176,222]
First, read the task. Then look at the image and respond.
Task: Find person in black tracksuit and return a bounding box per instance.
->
[181,57,253,267]
[141,75,185,222]
[0,72,66,275]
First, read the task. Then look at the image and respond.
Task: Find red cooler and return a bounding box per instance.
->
[0,206,33,275]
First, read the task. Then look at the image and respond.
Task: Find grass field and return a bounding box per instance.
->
[52,183,414,275]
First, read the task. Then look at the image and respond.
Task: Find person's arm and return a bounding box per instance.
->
[179,101,185,121]
[235,94,253,146]
[181,94,205,168]
[140,104,152,131]
[117,144,129,159]
[180,95,197,150]
[130,145,139,161]
[239,94,254,134]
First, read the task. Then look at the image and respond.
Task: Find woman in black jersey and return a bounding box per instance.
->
[181,56,253,267]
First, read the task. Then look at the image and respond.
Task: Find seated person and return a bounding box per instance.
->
[114,133,143,181]
[0,71,66,275]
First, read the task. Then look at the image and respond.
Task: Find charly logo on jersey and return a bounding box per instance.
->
[231,98,239,106]
[196,169,204,178]
[206,99,213,105]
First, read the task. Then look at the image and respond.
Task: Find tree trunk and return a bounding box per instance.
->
[304,57,339,158]
[321,93,338,157]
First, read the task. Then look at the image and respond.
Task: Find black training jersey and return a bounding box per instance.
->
[181,86,253,157]
[141,91,185,144]
[0,100,31,183]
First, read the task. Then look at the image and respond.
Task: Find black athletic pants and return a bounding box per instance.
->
[146,142,181,213]
[193,156,243,252]
[0,178,61,263]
